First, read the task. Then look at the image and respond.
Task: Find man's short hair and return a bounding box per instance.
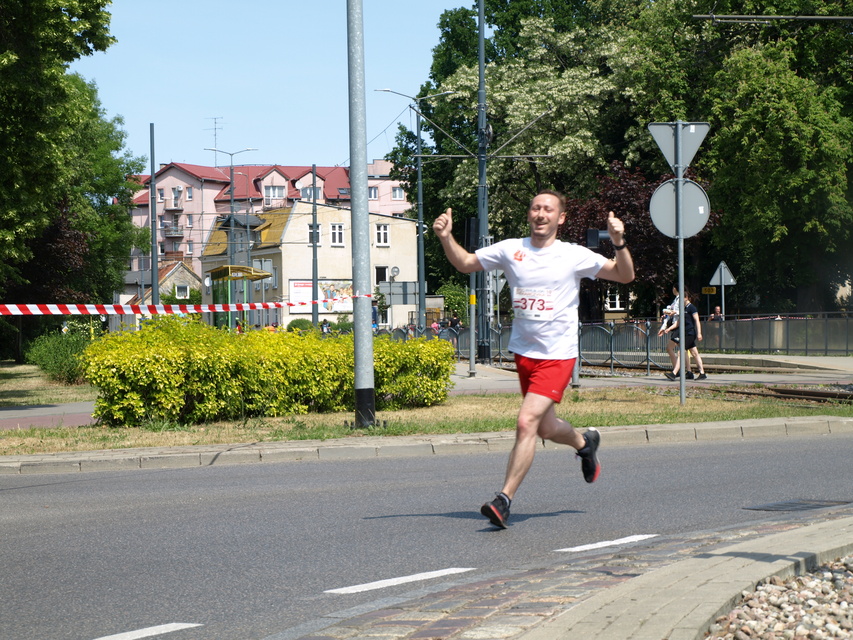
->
[532,189,567,212]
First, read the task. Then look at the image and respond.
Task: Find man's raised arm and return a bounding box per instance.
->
[432,207,483,274]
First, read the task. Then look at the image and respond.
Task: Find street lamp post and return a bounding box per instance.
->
[204,147,257,328]
[236,171,255,325]
[376,88,453,332]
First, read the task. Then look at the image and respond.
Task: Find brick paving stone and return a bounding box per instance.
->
[289,508,853,640]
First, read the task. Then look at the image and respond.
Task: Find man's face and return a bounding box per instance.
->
[527,194,566,240]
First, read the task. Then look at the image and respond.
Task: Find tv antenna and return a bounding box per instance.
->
[205,117,224,164]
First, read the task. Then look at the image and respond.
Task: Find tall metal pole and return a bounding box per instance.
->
[149,124,160,305]
[347,0,375,427]
[237,171,253,325]
[475,0,490,364]
[312,164,319,326]
[415,107,427,332]
[204,147,256,329]
[375,88,454,332]
[675,120,686,404]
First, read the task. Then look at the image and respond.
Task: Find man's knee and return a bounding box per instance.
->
[516,413,541,439]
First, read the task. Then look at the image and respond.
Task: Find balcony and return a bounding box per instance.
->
[163,225,184,238]
[164,198,183,211]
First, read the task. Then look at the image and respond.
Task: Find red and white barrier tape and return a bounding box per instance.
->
[0,295,372,316]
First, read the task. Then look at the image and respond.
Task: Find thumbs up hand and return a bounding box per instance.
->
[433,207,453,239]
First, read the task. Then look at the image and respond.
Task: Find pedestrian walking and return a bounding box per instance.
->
[432,189,635,528]
[663,286,707,381]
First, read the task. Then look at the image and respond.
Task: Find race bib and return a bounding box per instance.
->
[512,287,555,321]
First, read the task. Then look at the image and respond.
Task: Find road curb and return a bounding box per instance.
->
[517,515,853,640]
[2,417,852,475]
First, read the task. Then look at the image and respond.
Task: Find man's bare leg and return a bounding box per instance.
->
[500,392,584,500]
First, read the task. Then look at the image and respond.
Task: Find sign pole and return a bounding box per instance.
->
[648,121,710,404]
[675,121,687,404]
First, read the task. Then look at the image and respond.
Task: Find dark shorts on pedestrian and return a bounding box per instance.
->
[514,354,576,403]
[671,333,697,350]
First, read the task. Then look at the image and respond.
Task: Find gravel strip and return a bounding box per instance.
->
[707,556,853,639]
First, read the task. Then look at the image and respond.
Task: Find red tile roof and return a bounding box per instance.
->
[130,163,357,206]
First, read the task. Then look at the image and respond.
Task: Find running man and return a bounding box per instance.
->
[433,190,635,528]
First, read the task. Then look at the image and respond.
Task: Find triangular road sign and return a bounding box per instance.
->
[648,122,710,171]
[709,261,737,286]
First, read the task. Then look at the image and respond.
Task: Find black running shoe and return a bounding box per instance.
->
[685,371,694,380]
[696,373,707,380]
[480,494,509,529]
[665,372,677,381]
[577,428,601,483]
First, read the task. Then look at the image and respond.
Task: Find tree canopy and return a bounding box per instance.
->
[1,1,145,357]
[390,0,853,314]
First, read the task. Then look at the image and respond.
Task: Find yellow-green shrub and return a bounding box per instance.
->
[374,336,455,409]
[83,317,454,426]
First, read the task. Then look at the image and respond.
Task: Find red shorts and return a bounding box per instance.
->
[514,354,576,403]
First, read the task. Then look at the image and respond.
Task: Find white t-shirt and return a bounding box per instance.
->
[476,238,608,359]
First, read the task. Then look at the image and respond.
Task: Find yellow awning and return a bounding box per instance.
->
[210,265,272,282]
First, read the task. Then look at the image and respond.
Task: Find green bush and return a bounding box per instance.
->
[83,317,455,426]
[25,331,90,384]
[286,318,314,332]
[373,337,455,409]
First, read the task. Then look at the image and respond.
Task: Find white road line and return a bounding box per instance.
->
[92,622,203,640]
[554,533,659,553]
[325,567,476,594]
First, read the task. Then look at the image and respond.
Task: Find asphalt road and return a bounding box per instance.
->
[3,432,853,640]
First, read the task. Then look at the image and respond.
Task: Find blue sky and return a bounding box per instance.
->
[71,1,467,169]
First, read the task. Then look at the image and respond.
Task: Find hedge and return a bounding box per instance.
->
[83,317,455,426]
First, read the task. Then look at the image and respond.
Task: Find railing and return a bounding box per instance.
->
[162,225,184,238]
[379,313,852,367]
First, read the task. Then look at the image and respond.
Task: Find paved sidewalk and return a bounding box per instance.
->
[2,353,853,639]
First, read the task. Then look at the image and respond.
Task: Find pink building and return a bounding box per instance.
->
[124,160,411,302]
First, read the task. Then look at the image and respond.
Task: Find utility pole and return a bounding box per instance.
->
[149,124,159,305]
[346,0,376,427]
[475,0,490,365]
[204,147,257,328]
[375,88,454,333]
[311,164,319,326]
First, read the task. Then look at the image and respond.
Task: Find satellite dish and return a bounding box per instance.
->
[390,266,400,277]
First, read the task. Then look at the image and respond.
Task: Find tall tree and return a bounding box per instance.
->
[0,0,115,293]
[705,43,853,310]
[390,0,853,313]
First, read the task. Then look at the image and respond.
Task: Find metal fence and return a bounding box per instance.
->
[382,313,852,369]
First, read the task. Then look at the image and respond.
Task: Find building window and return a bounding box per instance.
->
[338,188,350,196]
[186,241,194,255]
[264,185,285,205]
[158,215,165,228]
[308,223,321,245]
[186,214,193,228]
[375,223,389,246]
[331,223,345,246]
[175,285,189,299]
[171,241,181,252]
[368,186,378,200]
[157,188,164,201]
[300,187,321,201]
[186,186,193,201]
[392,187,404,200]
[158,242,165,255]
[375,265,388,284]
[272,266,278,289]
[605,287,625,311]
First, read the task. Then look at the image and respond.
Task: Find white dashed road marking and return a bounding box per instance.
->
[92,622,203,640]
[325,567,476,594]
[554,533,659,553]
